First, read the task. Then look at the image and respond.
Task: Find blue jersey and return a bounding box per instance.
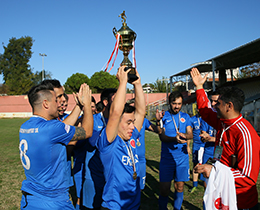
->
[82,112,106,209]
[191,115,205,146]
[161,110,192,158]
[19,115,75,199]
[97,127,141,210]
[200,120,215,156]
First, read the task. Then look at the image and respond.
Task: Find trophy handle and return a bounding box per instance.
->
[133,33,137,41]
[113,27,118,37]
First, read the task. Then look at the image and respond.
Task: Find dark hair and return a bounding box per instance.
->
[101,88,117,102]
[211,89,224,97]
[168,91,183,103]
[28,83,54,109]
[64,93,69,101]
[122,103,135,115]
[219,86,245,113]
[92,96,96,104]
[41,79,62,88]
[96,101,104,112]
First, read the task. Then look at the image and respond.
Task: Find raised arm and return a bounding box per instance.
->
[70,83,93,142]
[131,69,146,132]
[191,67,219,128]
[106,66,130,143]
[62,93,82,126]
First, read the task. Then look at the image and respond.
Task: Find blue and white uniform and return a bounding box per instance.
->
[200,120,214,182]
[82,112,106,209]
[191,115,205,164]
[136,118,152,190]
[97,127,141,210]
[19,115,75,209]
[160,110,191,182]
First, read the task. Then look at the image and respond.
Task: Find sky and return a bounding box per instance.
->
[1,0,260,88]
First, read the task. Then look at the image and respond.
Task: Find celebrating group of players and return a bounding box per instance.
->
[19,67,260,210]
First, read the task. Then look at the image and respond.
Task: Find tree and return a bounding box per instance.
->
[32,70,52,85]
[153,76,168,92]
[64,73,90,93]
[0,36,34,95]
[90,71,119,93]
[237,62,260,79]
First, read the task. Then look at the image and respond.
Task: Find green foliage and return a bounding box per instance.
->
[153,76,169,92]
[236,62,260,79]
[90,71,119,93]
[64,73,90,93]
[0,36,34,95]
[32,70,52,85]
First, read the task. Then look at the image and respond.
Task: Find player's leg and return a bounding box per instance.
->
[174,155,190,210]
[190,147,199,193]
[158,157,175,210]
[159,181,171,210]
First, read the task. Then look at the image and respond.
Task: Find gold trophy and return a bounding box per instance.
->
[113,11,138,83]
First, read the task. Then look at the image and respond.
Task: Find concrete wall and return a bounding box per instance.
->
[0,93,167,118]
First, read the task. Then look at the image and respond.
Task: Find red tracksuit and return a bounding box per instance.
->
[196,89,260,209]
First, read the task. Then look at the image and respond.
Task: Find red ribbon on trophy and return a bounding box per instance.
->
[104,33,120,73]
[132,40,136,68]
[103,33,136,73]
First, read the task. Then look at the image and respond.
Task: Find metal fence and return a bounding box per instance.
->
[146,100,260,134]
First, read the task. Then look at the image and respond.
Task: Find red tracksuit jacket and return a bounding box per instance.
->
[196,89,260,209]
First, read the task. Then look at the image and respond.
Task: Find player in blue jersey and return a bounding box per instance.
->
[19,82,93,210]
[82,88,117,210]
[189,111,205,193]
[156,91,193,210]
[96,66,146,210]
[40,79,86,199]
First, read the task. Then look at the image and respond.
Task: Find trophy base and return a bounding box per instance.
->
[124,67,139,83]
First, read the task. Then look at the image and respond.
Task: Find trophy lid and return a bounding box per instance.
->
[113,11,136,40]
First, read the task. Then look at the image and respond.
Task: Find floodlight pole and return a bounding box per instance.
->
[39,53,47,81]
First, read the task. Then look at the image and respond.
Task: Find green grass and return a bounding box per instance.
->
[0,118,259,210]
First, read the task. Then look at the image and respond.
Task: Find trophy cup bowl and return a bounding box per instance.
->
[113,16,138,83]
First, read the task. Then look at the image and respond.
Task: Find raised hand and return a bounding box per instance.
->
[77,83,92,107]
[116,66,130,84]
[156,109,164,121]
[190,67,208,89]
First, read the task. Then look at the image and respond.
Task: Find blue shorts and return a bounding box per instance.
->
[159,154,190,182]
[139,160,146,190]
[21,193,74,210]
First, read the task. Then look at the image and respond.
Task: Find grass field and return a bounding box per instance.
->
[0,118,259,209]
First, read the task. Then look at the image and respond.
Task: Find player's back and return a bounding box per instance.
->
[19,116,74,198]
